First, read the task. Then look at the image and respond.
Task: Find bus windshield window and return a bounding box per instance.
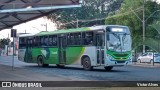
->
[107,33,131,52]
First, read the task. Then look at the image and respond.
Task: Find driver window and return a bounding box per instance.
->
[148,53,152,56]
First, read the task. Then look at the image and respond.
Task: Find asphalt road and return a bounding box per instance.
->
[0,56,160,81]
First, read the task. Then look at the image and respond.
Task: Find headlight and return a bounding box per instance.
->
[107,54,114,60]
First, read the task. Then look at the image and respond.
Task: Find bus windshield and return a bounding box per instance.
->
[107,33,131,52]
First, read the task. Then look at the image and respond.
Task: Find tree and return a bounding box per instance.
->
[47,0,123,29]
[0,38,10,48]
[105,0,160,51]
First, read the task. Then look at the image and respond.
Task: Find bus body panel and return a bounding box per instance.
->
[81,46,97,66]
[18,49,26,62]
[31,47,59,64]
[66,46,84,65]
[69,46,97,66]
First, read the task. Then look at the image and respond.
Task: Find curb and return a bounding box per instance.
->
[131,63,160,68]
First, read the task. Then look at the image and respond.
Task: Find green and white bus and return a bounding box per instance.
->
[18,25,132,70]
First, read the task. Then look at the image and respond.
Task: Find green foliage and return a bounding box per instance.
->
[47,0,123,29]
[106,0,160,51]
[0,38,10,48]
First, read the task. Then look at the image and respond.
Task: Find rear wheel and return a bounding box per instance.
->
[37,56,48,67]
[138,59,141,63]
[82,57,93,71]
[104,66,113,71]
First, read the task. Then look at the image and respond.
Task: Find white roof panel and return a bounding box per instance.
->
[0,0,82,30]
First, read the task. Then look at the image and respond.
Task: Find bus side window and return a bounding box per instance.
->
[76,33,81,45]
[82,32,85,45]
[36,36,40,47]
[33,37,38,47]
[31,39,33,47]
[85,32,94,45]
[67,34,70,46]
[28,39,32,47]
[44,36,48,46]
[40,36,44,46]
[52,35,57,46]
[48,35,53,46]
[70,33,74,45]
[19,37,26,49]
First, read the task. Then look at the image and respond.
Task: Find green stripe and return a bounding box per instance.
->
[107,50,131,60]
[36,27,90,36]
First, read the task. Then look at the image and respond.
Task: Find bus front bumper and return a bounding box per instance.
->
[105,57,132,66]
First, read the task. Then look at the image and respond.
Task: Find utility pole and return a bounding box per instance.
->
[45,23,47,31]
[7,33,9,56]
[41,23,47,31]
[142,0,146,53]
[76,19,79,28]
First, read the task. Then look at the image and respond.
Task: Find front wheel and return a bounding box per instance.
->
[82,57,93,71]
[104,66,113,71]
[137,59,141,63]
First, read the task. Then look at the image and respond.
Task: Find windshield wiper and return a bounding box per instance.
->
[113,33,120,40]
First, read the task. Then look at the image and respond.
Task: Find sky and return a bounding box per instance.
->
[0,17,57,39]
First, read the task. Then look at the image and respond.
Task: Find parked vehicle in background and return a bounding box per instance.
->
[137,52,160,63]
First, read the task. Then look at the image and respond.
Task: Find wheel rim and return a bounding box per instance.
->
[83,58,90,69]
[84,60,89,68]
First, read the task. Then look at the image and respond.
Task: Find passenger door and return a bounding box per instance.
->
[96,32,105,65]
[58,34,67,64]
[25,37,33,62]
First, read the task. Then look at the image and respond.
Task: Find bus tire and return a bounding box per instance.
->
[150,59,153,64]
[37,56,48,67]
[138,59,141,63]
[56,64,65,68]
[82,57,93,70]
[104,66,113,71]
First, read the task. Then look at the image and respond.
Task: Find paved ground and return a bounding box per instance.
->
[0,56,160,81]
[132,62,160,67]
[0,56,160,90]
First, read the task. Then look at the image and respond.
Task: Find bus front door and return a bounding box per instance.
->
[58,35,67,65]
[25,38,32,63]
[96,34,105,65]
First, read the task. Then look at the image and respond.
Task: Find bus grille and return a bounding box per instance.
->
[117,61,126,63]
[113,54,128,57]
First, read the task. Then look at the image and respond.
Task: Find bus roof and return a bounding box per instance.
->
[19,25,129,37]
[18,33,35,37]
[35,25,107,36]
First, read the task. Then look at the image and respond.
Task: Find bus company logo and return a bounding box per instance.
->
[2,82,11,87]
[41,48,50,59]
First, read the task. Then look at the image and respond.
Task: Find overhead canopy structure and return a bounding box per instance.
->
[0,0,82,31]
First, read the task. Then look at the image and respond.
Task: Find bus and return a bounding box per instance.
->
[18,25,132,71]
